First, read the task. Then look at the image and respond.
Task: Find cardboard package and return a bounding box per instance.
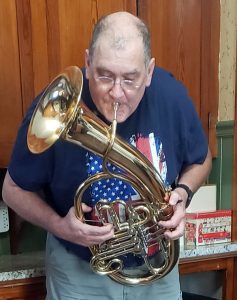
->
[184,210,232,249]
[180,184,216,249]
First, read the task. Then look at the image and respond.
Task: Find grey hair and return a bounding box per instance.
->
[88,14,151,68]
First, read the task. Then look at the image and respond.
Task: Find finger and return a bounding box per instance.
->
[81,222,114,237]
[87,230,115,246]
[163,220,185,240]
[68,207,114,236]
[159,200,185,228]
[164,192,170,201]
[164,229,183,240]
[159,216,179,229]
[81,203,92,212]
[80,224,115,246]
[169,190,182,206]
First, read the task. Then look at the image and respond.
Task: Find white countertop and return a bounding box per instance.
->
[0,251,45,281]
[1,243,237,281]
[180,242,237,259]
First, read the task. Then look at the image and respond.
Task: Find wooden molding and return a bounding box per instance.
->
[231,36,237,242]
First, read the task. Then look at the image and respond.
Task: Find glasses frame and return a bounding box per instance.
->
[93,75,144,92]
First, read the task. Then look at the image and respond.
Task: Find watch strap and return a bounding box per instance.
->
[175,183,193,208]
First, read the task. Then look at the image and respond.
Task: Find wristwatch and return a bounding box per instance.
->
[175,183,194,208]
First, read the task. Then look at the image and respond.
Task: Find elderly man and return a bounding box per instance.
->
[2,11,212,300]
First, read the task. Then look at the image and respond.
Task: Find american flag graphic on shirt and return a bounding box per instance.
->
[86,133,167,256]
[86,132,167,205]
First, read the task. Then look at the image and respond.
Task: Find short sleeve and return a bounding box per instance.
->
[146,68,209,183]
[8,96,54,191]
[184,99,208,167]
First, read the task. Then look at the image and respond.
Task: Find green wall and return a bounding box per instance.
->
[209,121,234,210]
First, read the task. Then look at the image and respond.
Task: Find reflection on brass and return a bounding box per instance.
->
[27,66,179,285]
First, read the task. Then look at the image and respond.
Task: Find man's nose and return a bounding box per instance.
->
[109,81,125,99]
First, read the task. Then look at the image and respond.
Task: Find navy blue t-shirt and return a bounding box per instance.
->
[8,66,208,260]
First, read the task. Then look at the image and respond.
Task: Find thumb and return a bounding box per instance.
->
[81,202,93,213]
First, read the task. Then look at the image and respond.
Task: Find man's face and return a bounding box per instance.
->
[85,38,155,123]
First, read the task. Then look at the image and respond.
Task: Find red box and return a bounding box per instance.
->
[184,210,232,249]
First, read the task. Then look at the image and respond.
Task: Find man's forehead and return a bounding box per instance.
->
[94,65,141,76]
[96,30,143,52]
[90,37,145,72]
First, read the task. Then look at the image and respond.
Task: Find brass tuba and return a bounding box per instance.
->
[27,66,179,285]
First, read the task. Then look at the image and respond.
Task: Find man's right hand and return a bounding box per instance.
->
[2,172,114,248]
[57,204,115,247]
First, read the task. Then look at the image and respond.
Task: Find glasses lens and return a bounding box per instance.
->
[95,76,113,89]
[121,80,138,91]
[95,76,140,91]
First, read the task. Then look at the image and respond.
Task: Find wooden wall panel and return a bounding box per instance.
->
[30,0,49,95]
[96,0,137,16]
[16,0,35,113]
[17,0,137,113]
[138,0,201,114]
[47,0,137,79]
[0,277,46,299]
[0,0,22,166]
[200,0,220,157]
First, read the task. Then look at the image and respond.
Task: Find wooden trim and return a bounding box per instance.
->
[45,0,61,80]
[232,34,237,242]
[0,277,45,289]
[15,0,35,115]
[0,0,23,167]
[0,276,46,297]
[179,256,235,300]
[200,0,220,158]
[233,257,237,300]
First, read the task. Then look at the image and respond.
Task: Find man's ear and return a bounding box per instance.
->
[85,49,90,79]
[145,58,155,87]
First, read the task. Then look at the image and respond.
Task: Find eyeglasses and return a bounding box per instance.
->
[93,76,142,91]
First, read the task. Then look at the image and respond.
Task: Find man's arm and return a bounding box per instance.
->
[2,171,114,246]
[174,147,213,203]
[159,148,212,239]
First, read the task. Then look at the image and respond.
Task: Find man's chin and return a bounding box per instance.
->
[106,114,129,124]
[100,107,131,123]
[116,116,129,123]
